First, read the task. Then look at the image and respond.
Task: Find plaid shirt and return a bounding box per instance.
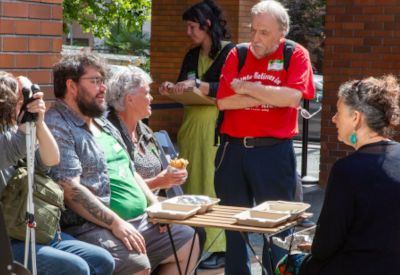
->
[45,100,135,234]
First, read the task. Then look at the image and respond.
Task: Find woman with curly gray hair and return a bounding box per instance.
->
[107,66,188,191]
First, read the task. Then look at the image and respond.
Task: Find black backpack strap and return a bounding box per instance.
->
[237,40,296,72]
[236,40,296,72]
[236,43,250,74]
[283,39,296,71]
[214,43,250,146]
[214,111,224,146]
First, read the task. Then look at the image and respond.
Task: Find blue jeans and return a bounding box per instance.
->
[11,232,115,275]
[214,140,296,275]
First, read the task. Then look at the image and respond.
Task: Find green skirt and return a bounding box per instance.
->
[178,105,226,252]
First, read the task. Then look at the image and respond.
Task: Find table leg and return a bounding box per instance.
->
[240,232,268,275]
[263,226,297,275]
[166,226,203,275]
[265,235,274,275]
[190,229,224,274]
[184,227,198,275]
[167,224,183,275]
[282,225,297,275]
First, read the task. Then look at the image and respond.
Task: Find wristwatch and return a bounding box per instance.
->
[195,78,201,88]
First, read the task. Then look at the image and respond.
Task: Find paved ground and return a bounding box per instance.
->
[294,140,324,224]
[198,140,325,274]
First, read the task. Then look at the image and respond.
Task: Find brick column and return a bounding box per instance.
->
[0,0,63,98]
[150,0,257,140]
[320,0,400,185]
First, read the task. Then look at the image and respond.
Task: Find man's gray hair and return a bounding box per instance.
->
[106,66,153,111]
[251,0,290,36]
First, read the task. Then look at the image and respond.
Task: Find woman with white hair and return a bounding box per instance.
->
[106,66,188,191]
[107,66,207,267]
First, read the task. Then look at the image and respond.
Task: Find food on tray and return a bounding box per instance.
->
[259,203,270,211]
[175,195,212,205]
[169,158,189,169]
[167,195,220,214]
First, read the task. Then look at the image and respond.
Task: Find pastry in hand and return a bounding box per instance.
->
[169,158,189,170]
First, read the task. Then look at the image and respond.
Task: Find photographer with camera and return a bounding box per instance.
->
[0,73,59,192]
[0,71,115,275]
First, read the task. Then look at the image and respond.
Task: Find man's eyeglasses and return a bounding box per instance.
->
[298,106,322,119]
[80,77,106,88]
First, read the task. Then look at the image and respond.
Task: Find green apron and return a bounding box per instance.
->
[177,43,231,252]
[178,105,225,252]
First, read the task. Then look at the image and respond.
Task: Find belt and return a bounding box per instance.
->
[221,134,290,148]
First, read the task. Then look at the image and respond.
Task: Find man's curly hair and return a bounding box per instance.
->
[53,52,108,99]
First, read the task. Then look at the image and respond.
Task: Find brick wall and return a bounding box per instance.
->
[0,0,63,98]
[150,0,257,140]
[320,0,400,185]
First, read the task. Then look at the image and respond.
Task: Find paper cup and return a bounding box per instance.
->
[166,165,188,181]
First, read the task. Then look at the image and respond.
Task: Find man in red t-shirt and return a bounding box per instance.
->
[214,1,315,274]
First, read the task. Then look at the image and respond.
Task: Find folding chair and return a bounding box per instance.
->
[154,130,184,198]
[154,130,179,161]
[0,203,31,275]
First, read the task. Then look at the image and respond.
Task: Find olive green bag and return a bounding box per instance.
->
[0,167,65,244]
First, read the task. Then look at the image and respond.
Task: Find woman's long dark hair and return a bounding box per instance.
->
[183,0,231,58]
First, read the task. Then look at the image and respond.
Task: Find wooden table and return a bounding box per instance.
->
[149,205,312,233]
[148,205,312,275]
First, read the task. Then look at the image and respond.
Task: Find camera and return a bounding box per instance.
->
[17,84,40,124]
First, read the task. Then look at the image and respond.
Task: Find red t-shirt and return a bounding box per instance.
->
[217,39,315,138]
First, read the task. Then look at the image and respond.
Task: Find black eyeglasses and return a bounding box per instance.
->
[80,77,106,88]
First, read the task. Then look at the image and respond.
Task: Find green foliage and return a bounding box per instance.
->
[63,0,151,38]
[281,0,326,39]
[139,57,150,73]
[69,40,89,47]
[104,23,150,55]
[281,0,326,73]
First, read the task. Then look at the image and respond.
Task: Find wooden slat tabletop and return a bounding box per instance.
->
[148,205,313,234]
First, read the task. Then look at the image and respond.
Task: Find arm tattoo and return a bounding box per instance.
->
[61,177,114,226]
[70,186,114,226]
